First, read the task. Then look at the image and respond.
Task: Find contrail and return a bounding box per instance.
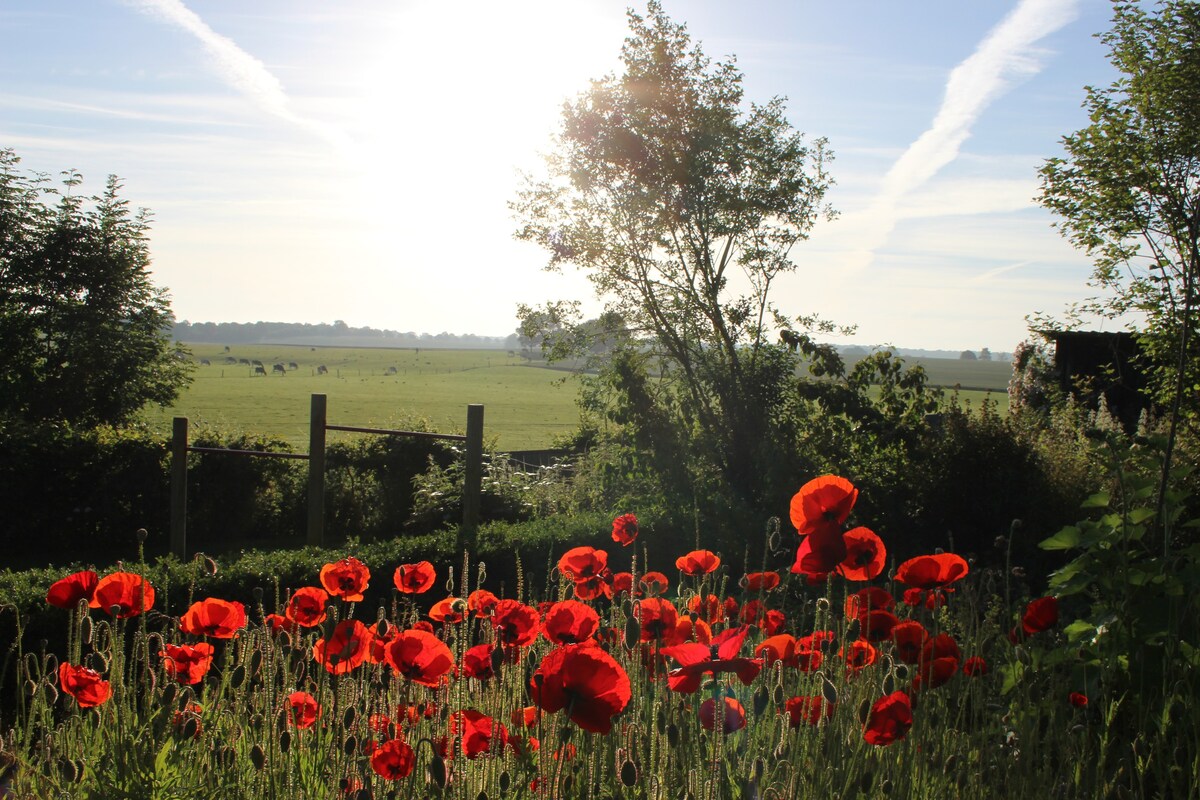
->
[845,0,1079,270]
[124,0,351,153]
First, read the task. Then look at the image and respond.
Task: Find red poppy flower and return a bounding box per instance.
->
[611,513,639,546]
[763,609,786,636]
[91,572,155,618]
[319,557,370,602]
[491,599,541,648]
[611,572,636,596]
[863,691,913,746]
[1021,596,1059,636]
[370,738,415,780]
[461,643,497,680]
[661,625,762,693]
[839,527,887,581]
[572,574,614,601]
[264,613,297,635]
[859,610,900,643]
[360,622,396,664]
[675,549,721,575]
[288,691,321,728]
[789,533,845,578]
[785,695,834,727]
[895,553,969,590]
[530,643,631,734]
[744,571,781,592]
[46,570,98,609]
[921,632,961,664]
[313,619,373,675]
[913,657,958,691]
[412,620,435,633]
[393,561,436,594]
[58,663,111,708]
[840,640,878,672]
[674,616,712,645]
[180,598,247,639]
[286,586,330,628]
[1069,692,1088,708]
[160,642,214,685]
[456,709,509,758]
[172,702,204,739]
[428,596,465,623]
[385,628,455,687]
[542,600,600,645]
[845,587,895,620]
[511,706,541,729]
[637,597,679,644]
[641,571,670,595]
[688,594,724,624]
[902,587,949,609]
[790,475,858,536]
[557,546,609,582]
[467,589,499,617]
[963,656,988,677]
[699,696,746,733]
[890,620,929,665]
[738,599,764,627]
[756,634,801,669]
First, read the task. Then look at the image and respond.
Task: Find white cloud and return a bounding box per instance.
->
[845,0,1079,271]
[123,0,351,153]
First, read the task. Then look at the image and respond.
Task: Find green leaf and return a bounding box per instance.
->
[1040,526,1081,550]
[1082,492,1111,509]
[1127,507,1156,524]
[1063,619,1096,642]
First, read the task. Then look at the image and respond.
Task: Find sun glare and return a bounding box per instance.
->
[349,1,624,245]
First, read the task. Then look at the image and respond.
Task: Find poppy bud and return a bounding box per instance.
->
[499,772,510,793]
[881,779,893,795]
[656,708,667,733]
[342,706,357,729]
[58,757,78,784]
[230,664,247,689]
[343,735,357,756]
[181,717,200,741]
[80,616,93,644]
[860,769,874,793]
[667,724,679,748]
[279,730,291,754]
[476,791,489,800]
[136,528,148,544]
[428,755,448,789]
[753,757,765,783]
[250,744,266,771]
[220,746,236,769]
[821,677,839,706]
[620,760,639,787]
[857,698,871,726]
[249,649,263,678]
[752,686,770,716]
[252,586,264,603]
[624,618,641,648]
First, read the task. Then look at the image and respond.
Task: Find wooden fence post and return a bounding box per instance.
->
[307,394,327,547]
[170,416,188,558]
[460,404,484,553]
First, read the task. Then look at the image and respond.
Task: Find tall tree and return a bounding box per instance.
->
[1039,1,1200,421]
[0,148,190,427]
[511,2,837,504]
[1038,0,1200,517]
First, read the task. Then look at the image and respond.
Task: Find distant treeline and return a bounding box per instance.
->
[172,320,519,350]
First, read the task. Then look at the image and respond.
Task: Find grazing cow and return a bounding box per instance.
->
[386,366,398,375]
[288,362,298,370]
[253,365,267,376]
[199,359,211,366]
[239,358,250,365]
[272,363,286,375]
[251,360,264,367]
[317,365,329,375]
[224,356,237,364]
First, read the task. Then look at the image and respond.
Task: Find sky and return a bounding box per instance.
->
[0,0,1124,351]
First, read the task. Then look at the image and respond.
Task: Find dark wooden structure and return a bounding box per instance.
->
[1044,331,1152,433]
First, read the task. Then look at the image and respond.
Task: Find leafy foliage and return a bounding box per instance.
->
[0,148,191,427]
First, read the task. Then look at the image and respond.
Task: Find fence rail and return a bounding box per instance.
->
[169,394,483,559]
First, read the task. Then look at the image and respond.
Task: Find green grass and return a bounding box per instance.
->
[142,345,1014,450]
[141,345,584,451]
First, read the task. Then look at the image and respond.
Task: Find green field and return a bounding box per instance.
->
[140,344,584,451]
[141,345,1012,451]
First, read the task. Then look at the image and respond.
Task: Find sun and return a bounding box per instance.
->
[348,1,624,237]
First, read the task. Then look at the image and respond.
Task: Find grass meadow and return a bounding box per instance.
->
[141,345,1011,451]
